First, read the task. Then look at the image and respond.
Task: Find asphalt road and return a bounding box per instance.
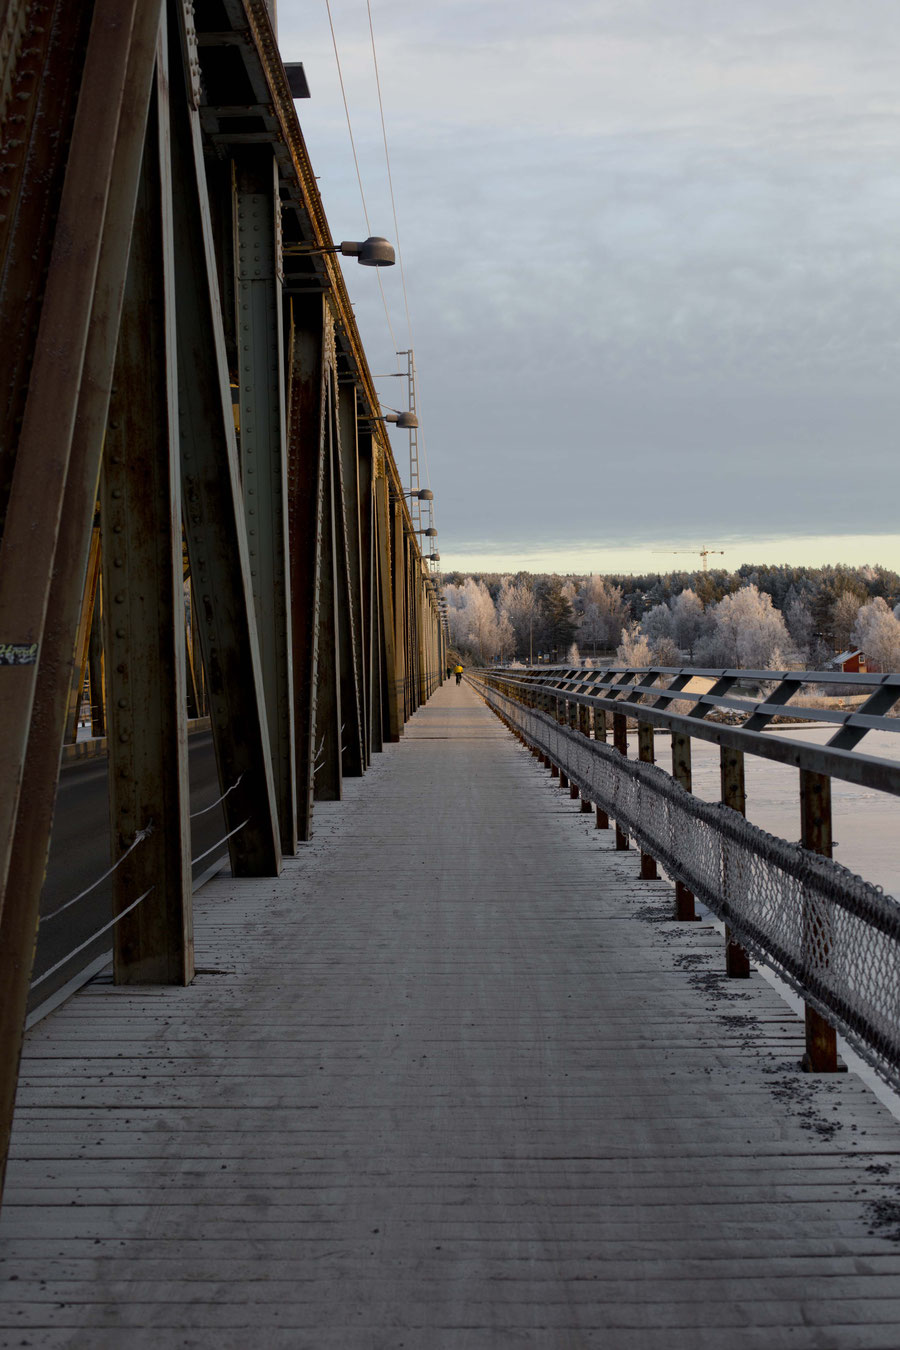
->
[29,731,226,1015]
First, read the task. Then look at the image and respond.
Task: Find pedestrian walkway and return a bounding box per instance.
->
[3,680,900,1348]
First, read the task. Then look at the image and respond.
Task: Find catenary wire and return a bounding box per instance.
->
[362,4,434,490]
[323,0,401,366]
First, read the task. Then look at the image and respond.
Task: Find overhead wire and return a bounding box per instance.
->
[323,0,401,367]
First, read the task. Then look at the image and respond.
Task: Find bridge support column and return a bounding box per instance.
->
[234,148,297,853]
[102,53,193,983]
[720,746,751,977]
[800,770,841,1072]
[333,383,365,779]
[358,431,381,755]
[0,0,164,1209]
[287,294,328,835]
[313,364,343,802]
[671,731,697,919]
[374,477,402,741]
[169,12,281,877]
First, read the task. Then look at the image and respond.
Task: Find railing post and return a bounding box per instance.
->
[637,722,658,879]
[566,695,580,795]
[800,769,841,1073]
[613,711,629,850]
[720,745,751,977]
[578,708,593,809]
[671,731,697,919]
[593,707,609,829]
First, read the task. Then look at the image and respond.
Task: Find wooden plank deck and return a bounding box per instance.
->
[3,679,900,1348]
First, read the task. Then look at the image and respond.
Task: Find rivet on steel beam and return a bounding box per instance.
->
[114,593,125,604]
[117,698,127,708]
[115,628,126,639]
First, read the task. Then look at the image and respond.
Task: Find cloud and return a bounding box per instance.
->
[279,0,900,558]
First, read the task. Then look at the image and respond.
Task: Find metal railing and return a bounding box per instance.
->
[472,665,900,1088]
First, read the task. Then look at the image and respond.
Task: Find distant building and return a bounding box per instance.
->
[831,649,882,674]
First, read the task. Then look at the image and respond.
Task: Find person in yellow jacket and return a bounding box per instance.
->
[454,664,463,685]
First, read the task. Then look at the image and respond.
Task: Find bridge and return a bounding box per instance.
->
[3,3,900,1346]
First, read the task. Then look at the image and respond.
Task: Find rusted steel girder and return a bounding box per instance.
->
[287,293,329,835]
[168,4,280,879]
[101,31,193,985]
[314,367,343,803]
[0,0,145,918]
[0,0,162,1211]
[234,147,296,854]
[334,382,366,778]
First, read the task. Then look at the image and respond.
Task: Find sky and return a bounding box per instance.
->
[277,1,900,575]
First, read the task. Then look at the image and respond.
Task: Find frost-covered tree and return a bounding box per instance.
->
[617,623,653,666]
[567,643,581,666]
[833,591,862,651]
[497,578,537,660]
[670,589,710,659]
[495,610,516,663]
[784,595,814,657]
[641,603,674,644]
[705,585,791,669]
[578,577,627,654]
[651,635,682,667]
[853,599,900,672]
[443,578,499,662]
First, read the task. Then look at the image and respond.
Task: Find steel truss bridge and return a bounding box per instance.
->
[4,4,900,1342]
[0,0,444,1199]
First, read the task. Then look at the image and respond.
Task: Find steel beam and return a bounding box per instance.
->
[65,529,102,743]
[0,0,162,1211]
[234,148,296,853]
[333,382,365,777]
[286,293,327,838]
[313,370,342,802]
[101,56,193,984]
[357,428,379,757]
[375,477,401,741]
[168,3,280,877]
[0,0,143,914]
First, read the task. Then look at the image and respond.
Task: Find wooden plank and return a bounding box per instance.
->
[3,683,900,1347]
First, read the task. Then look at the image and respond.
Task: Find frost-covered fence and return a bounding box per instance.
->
[473,665,900,1091]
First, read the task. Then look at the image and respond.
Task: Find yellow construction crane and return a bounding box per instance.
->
[655,547,725,572]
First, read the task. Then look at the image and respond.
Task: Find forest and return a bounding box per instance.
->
[442,563,900,671]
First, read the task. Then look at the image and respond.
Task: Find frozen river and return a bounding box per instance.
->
[639,723,900,901]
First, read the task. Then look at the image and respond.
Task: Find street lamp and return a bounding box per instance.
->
[283,236,395,267]
[404,489,433,501]
[382,406,418,428]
